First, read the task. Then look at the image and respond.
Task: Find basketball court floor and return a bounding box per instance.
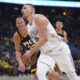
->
[0,74,74,80]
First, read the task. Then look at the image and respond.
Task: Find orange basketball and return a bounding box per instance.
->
[22,52,38,65]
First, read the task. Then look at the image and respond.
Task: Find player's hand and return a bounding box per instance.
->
[22,50,32,63]
[18,62,25,72]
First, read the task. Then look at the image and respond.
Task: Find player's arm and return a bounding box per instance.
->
[13,32,23,65]
[63,31,68,43]
[30,14,49,54]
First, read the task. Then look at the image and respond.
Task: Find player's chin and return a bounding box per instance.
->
[23,16,28,20]
[22,15,25,18]
[22,14,27,18]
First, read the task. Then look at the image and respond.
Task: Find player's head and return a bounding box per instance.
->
[16,17,26,30]
[21,4,35,19]
[55,20,64,30]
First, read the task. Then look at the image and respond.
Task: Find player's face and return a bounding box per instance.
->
[21,5,32,19]
[16,18,26,30]
[55,21,63,29]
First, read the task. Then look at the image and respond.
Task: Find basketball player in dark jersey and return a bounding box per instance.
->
[13,17,39,80]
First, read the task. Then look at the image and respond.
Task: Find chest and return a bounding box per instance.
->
[27,24,39,38]
[21,35,37,50]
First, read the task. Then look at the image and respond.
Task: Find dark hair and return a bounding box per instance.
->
[52,15,65,28]
[16,17,28,24]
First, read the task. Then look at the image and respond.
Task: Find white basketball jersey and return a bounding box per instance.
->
[27,16,62,54]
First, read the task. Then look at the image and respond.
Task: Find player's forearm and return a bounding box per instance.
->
[15,51,23,64]
[30,37,48,54]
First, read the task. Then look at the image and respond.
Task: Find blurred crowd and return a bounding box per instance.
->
[0,3,80,76]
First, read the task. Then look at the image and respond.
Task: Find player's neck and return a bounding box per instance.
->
[19,27,28,37]
[56,28,63,33]
[28,13,35,25]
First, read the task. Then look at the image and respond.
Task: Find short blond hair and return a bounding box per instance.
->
[24,4,35,13]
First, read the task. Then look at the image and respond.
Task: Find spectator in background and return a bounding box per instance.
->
[0,55,16,75]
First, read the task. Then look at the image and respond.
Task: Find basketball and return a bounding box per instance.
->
[22,52,38,65]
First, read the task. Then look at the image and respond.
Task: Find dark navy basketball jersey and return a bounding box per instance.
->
[57,30,64,38]
[17,31,37,50]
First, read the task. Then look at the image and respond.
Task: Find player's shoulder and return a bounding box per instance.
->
[13,32,20,41]
[13,32,18,38]
[63,30,67,34]
[35,14,47,19]
[35,14,45,17]
[34,14,48,23]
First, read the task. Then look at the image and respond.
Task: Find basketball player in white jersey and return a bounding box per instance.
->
[21,4,80,80]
